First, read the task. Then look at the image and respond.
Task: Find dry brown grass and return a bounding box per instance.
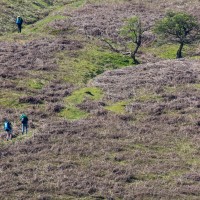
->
[67,0,200,39]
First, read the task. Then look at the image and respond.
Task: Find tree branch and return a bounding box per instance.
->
[100,38,120,53]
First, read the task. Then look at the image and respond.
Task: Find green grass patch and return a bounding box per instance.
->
[57,44,132,85]
[23,13,68,35]
[60,87,103,120]
[105,101,128,114]
[0,90,28,109]
[190,55,200,60]
[144,44,189,59]
[65,87,103,105]
[27,79,46,90]
[60,106,88,120]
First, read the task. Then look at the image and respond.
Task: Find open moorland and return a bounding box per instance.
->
[1,0,200,199]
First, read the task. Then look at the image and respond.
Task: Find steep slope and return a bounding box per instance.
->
[1,60,200,199]
[0,0,54,34]
[1,0,200,199]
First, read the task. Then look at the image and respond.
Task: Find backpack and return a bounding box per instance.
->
[16,17,23,24]
[4,121,11,131]
[21,116,28,124]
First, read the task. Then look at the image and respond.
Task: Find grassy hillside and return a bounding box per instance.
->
[1,0,200,199]
[0,0,54,34]
[0,0,91,34]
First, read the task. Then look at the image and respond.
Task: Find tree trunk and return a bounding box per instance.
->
[131,34,142,65]
[131,44,140,64]
[176,42,184,59]
[101,38,120,53]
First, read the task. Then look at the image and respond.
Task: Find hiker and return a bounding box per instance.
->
[16,16,23,33]
[4,119,13,141]
[20,114,28,134]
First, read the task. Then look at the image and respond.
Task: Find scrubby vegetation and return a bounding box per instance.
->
[1,0,200,199]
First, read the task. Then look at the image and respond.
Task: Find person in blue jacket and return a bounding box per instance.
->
[4,119,13,141]
[16,16,23,33]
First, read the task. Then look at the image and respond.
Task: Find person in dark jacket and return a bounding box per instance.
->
[4,119,13,141]
[20,114,28,134]
[16,16,23,33]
